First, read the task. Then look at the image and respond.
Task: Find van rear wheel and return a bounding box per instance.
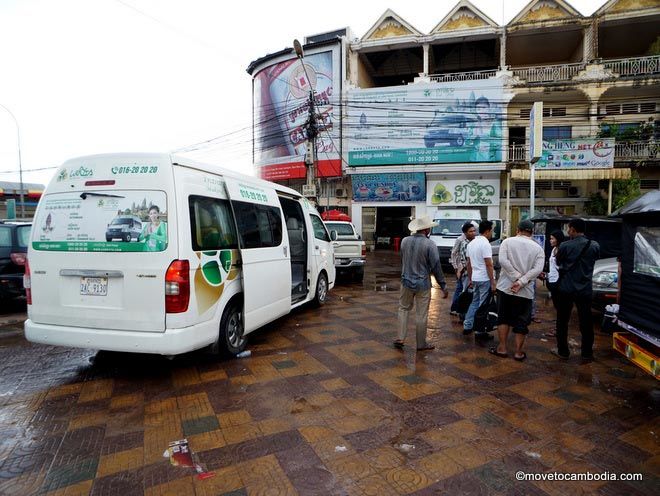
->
[313,273,328,307]
[218,300,246,356]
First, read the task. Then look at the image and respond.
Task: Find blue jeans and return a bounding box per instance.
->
[464,280,491,331]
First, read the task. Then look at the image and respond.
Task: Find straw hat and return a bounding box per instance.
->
[408,215,438,233]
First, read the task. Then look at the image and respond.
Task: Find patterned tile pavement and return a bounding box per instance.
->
[0,250,657,495]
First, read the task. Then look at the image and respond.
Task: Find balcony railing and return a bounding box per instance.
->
[512,62,586,83]
[508,141,659,163]
[428,69,497,83]
[603,55,660,78]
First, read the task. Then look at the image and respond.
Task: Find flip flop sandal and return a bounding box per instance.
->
[393,340,405,349]
[417,345,435,351]
[489,347,508,358]
[514,352,527,362]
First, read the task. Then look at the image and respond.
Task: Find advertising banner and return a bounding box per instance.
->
[253,48,341,179]
[426,178,499,206]
[352,173,425,202]
[535,139,615,169]
[347,79,505,166]
[32,191,168,252]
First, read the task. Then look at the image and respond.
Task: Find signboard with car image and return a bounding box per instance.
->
[32,191,168,252]
[346,79,506,166]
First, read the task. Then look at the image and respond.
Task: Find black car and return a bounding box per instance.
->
[0,221,31,299]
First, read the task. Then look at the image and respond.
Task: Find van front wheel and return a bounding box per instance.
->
[218,300,246,356]
[313,273,328,307]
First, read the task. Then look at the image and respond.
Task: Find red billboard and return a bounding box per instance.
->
[253,47,341,180]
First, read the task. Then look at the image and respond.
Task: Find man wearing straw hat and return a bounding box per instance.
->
[394,215,449,351]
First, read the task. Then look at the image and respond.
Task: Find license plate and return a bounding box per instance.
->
[80,277,108,296]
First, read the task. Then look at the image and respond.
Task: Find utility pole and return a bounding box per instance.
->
[293,39,318,204]
[0,104,25,219]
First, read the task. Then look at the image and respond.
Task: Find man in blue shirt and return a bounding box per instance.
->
[394,216,449,351]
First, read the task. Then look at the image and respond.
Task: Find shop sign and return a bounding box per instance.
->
[346,79,506,166]
[426,178,499,206]
[535,139,614,169]
[352,173,425,202]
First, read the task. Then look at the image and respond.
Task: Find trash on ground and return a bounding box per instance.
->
[335,445,348,452]
[525,451,542,459]
[236,350,251,358]
[163,439,214,479]
[396,443,415,453]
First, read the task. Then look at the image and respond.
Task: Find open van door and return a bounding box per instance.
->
[224,178,291,333]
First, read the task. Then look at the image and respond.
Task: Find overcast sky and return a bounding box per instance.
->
[0,0,604,187]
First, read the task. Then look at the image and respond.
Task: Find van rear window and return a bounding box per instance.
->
[32,191,168,252]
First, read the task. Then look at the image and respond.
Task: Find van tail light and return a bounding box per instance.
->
[361,245,366,257]
[165,260,190,313]
[24,258,32,305]
[10,253,27,266]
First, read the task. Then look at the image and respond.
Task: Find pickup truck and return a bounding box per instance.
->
[324,221,366,282]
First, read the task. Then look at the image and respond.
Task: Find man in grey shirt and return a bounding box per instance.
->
[395,216,449,351]
[490,220,545,361]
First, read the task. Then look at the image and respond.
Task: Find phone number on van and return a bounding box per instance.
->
[111,166,159,174]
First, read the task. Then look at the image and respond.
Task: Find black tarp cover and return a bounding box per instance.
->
[616,191,660,337]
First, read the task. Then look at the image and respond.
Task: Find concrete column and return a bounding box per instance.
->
[500,32,507,69]
[423,44,430,76]
[590,100,599,137]
[583,22,594,62]
[349,50,359,86]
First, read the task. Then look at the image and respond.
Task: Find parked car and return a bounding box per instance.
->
[324,221,366,282]
[591,257,619,313]
[0,221,31,300]
[105,215,142,242]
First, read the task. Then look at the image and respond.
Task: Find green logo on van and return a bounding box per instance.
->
[57,166,94,181]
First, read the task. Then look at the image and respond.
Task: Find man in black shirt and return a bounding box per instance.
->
[553,218,600,361]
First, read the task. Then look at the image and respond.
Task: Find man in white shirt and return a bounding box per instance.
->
[490,219,545,361]
[464,220,496,336]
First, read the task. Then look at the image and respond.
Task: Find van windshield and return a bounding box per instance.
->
[111,217,134,225]
[32,190,168,252]
[431,219,472,235]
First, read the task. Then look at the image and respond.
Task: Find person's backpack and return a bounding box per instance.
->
[474,293,498,333]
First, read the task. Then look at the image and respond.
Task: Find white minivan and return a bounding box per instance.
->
[24,153,336,355]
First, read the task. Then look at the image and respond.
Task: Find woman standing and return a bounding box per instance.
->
[543,230,565,336]
[139,205,167,251]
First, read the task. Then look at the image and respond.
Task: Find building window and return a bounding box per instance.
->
[543,126,571,140]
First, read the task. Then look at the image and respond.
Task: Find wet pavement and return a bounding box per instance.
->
[0,250,658,495]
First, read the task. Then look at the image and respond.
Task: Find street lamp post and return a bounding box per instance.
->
[293,39,318,203]
[0,104,25,219]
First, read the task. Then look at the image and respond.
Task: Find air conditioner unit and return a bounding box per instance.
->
[302,185,317,197]
[335,188,348,198]
[567,186,581,198]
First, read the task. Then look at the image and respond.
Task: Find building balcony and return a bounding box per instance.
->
[508,141,660,163]
[511,62,586,84]
[602,55,660,78]
[427,69,498,83]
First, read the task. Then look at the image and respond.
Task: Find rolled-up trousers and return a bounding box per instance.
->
[398,286,431,348]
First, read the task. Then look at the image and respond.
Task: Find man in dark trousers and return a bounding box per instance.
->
[394,215,449,351]
[553,218,600,362]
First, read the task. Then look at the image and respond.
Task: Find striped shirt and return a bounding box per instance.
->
[400,233,447,291]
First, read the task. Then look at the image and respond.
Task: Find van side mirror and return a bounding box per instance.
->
[330,230,337,241]
[357,234,361,240]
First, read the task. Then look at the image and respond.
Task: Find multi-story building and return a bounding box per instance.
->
[247,0,659,244]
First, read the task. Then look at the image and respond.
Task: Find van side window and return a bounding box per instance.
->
[310,215,330,242]
[233,201,282,249]
[189,196,238,251]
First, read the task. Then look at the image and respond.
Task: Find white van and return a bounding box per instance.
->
[428,209,502,266]
[24,153,336,356]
